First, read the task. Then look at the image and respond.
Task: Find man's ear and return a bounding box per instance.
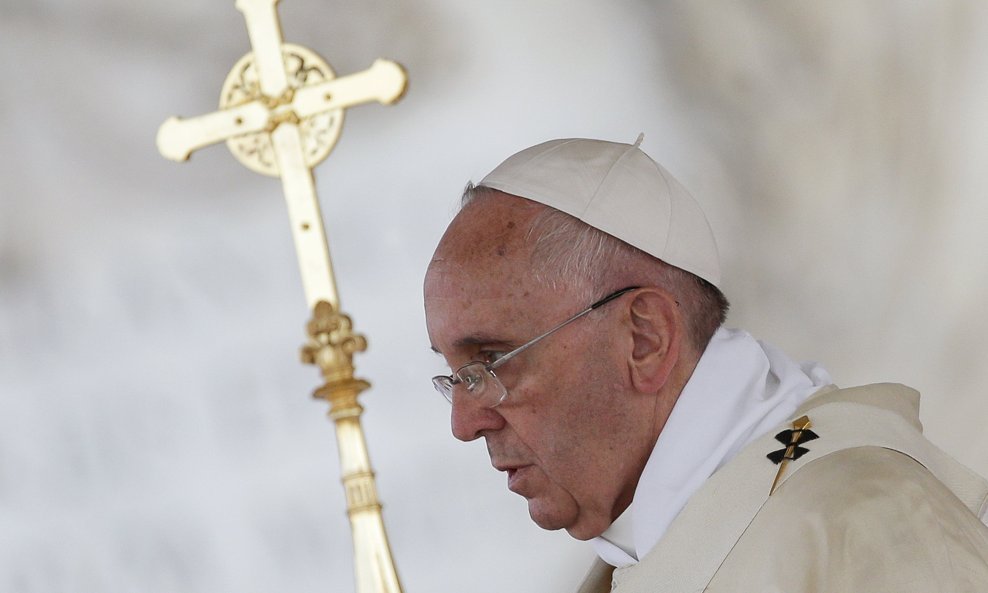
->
[626,289,682,394]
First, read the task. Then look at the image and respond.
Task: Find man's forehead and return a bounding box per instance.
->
[424,257,535,300]
[436,193,543,254]
[426,198,542,291]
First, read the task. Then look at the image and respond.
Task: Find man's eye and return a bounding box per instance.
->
[478,350,507,364]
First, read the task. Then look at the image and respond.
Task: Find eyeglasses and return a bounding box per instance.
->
[432,286,640,407]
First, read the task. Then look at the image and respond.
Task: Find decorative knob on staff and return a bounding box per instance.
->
[156,2,407,591]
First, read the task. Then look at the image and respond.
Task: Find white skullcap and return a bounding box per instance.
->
[479,135,722,288]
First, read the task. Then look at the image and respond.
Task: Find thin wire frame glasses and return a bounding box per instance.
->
[431,286,640,407]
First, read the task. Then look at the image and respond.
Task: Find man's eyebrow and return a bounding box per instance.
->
[430,335,511,355]
[454,335,510,348]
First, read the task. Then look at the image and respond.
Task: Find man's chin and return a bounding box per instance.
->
[527,506,568,532]
[527,499,608,541]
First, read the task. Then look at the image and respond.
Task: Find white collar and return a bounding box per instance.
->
[591,327,832,567]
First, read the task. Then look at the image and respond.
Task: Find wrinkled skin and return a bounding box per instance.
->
[424,193,687,540]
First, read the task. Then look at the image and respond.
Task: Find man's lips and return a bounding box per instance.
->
[494,462,525,473]
[495,463,533,491]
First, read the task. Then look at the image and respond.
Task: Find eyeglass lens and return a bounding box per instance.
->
[434,362,507,406]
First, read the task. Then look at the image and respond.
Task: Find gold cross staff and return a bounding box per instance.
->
[156,2,407,592]
[157,0,406,309]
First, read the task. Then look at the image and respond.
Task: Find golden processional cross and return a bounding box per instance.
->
[156,2,406,592]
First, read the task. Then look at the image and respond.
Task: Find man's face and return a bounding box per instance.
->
[424,195,655,540]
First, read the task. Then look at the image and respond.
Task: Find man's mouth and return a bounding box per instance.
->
[499,464,532,492]
[493,457,535,491]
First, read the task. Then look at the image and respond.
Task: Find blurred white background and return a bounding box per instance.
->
[1,2,986,592]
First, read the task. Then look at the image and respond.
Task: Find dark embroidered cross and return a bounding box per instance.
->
[767,415,818,495]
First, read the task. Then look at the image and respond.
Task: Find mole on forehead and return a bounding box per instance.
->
[428,245,529,278]
[462,224,527,256]
[452,197,536,246]
[443,240,531,270]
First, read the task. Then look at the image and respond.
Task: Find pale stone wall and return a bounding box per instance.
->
[1,2,985,592]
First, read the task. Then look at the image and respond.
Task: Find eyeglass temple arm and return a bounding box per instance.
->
[489,286,639,371]
[588,286,640,310]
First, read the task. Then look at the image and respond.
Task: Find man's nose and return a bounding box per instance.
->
[451,394,506,441]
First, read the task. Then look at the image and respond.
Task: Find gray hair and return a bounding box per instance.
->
[462,183,729,349]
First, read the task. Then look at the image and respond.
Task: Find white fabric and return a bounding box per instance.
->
[479,136,722,287]
[591,327,832,567]
[577,383,988,593]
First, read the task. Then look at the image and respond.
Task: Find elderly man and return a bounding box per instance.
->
[424,136,988,592]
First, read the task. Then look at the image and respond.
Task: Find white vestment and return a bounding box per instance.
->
[593,328,832,566]
[577,383,988,593]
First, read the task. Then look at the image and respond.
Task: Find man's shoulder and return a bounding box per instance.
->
[709,446,988,592]
[775,445,983,523]
[790,382,988,518]
[797,381,921,428]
